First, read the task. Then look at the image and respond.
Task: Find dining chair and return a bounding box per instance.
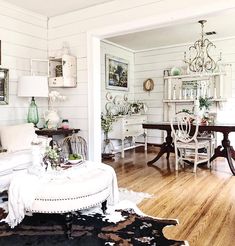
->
[197,131,216,156]
[170,112,211,173]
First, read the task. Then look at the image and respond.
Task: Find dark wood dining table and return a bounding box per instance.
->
[143,122,235,175]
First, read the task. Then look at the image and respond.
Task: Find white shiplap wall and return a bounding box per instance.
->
[48,0,235,151]
[47,34,88,139]
[135,38,235,144]
[0,1,48,127]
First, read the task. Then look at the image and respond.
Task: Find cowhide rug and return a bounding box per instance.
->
[0,200,188,246]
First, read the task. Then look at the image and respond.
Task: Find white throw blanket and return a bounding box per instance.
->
[4,173,43,228]
[4,161,119,228]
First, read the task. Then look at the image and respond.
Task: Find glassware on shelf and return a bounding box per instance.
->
[214,87,217,99]
[190,89,194,99]
[183,89,187,100]
[178,86,182,100]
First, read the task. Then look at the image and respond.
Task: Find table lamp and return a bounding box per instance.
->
[18,76,48,127]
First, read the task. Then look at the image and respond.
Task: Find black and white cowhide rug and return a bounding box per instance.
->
[0,192,188,245]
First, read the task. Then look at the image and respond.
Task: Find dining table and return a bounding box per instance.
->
[143,122,235,175]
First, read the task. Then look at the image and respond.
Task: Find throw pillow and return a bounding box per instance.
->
[32,135,52,154]
[0,123,36,152]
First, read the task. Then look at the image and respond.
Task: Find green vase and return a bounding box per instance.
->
[28,97,39,127]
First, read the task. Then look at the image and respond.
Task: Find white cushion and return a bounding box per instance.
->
[0,123,36,152]
[0,149,32,175]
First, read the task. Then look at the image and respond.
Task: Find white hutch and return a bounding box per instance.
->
[163,70,232,122]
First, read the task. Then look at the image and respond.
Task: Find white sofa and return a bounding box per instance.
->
[0,123,49,192]
[0,150,32,192]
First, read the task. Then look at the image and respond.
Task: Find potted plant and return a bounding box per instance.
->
[199,96,213,125]
[101,113,116,140]
[43,146,61,171]
[199,96,213,110]
[101,113,116,157]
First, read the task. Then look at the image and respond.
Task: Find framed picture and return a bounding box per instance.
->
[105,54,129,91]
[0,68,9,105]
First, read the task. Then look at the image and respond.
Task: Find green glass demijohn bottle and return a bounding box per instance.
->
[27,97,39,127]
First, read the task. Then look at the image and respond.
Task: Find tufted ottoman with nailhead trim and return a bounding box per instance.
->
[28,162,115,238]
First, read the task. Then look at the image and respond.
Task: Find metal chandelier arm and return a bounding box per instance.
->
[183,20,222,73]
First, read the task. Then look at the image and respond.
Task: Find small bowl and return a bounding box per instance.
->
[68,159,82,164]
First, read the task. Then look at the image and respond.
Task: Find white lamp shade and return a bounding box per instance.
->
[18,76,48,97]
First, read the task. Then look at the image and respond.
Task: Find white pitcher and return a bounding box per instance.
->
[44,109,60,129]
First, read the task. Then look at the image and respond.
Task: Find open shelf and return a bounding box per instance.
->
[163,98,227,103]
[164,72,226,80]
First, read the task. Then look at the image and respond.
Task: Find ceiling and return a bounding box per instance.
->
[5,1,235,50]
[6,0,114,17]
[107,8,235,51]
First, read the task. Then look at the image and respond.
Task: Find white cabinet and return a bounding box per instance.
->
[163,72,230,121]
[49,55,77,88]
[109,114,147,158]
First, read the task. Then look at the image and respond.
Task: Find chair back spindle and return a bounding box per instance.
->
[171,112,198,143]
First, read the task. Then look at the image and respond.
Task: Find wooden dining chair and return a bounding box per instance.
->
[170,112,211,173]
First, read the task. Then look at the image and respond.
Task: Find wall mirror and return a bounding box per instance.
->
[0,68,9,105]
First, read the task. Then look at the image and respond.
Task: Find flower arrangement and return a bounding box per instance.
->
[43,146,61,170]
[48,91,66,109]
[101,113,116,139]
[129,101,147,114]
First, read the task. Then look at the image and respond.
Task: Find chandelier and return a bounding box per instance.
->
[183,20,222,73]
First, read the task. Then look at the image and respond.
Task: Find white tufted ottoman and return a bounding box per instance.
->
[31,162,116,238]
[6,162,118,238]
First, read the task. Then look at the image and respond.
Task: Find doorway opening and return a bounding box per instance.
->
[87,7,235,162]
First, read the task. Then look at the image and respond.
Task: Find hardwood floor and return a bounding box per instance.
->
[103,146,235,246]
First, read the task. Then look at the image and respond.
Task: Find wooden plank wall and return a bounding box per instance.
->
[0,1,48,127]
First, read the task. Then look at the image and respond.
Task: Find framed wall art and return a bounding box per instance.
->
[105,54,129,91]
[0,68,9,105]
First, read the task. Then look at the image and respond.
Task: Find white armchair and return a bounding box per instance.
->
[170,112,211,173]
